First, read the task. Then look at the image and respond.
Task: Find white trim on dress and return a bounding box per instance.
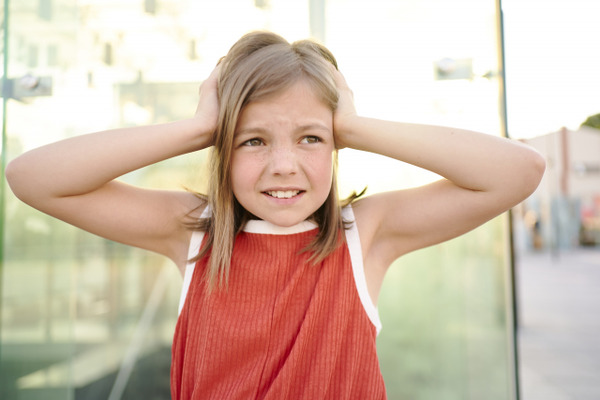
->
[342,206,383,334]
[177,207,209,314]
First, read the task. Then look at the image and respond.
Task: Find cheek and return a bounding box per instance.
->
[306,151,334,190]
[231,153,257,195]
[230,152,272,207]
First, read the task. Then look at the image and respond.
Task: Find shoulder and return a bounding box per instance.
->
[348,196,386,262]
[161,190,208,271]
[349,190,416,268]
[348,193,393,243]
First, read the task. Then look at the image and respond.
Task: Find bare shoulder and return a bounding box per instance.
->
[350,187,446,304]
[349,193,402,305]
[159,189,207,268]
[350,191,409,269]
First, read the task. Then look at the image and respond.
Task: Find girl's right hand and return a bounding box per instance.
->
[194,65,221,144]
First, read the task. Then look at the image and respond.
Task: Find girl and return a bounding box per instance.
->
[5,31,545,399]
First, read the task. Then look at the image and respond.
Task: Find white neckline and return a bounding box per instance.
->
[243,219,318,235]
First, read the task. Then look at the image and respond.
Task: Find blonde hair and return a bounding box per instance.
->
[191,31,361,288]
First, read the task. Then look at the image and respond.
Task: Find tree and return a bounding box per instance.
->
[581,113,600,130]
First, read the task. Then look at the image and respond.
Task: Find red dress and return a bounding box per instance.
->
[171,207,386,399]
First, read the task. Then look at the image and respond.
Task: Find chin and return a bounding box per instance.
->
[261,211,314,228]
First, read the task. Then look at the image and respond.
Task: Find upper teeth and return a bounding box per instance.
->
[268,190,300,199]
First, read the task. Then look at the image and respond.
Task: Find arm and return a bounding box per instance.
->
[5,67,220,269]
[333,70,545,292]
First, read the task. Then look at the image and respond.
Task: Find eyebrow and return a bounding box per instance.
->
[297,123,332,133]
[236,123,331,136]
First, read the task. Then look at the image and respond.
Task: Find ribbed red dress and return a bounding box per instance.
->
[171,208,386,399]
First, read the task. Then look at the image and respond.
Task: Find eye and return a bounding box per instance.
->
[300,136,321,144]
[242,138,264,146]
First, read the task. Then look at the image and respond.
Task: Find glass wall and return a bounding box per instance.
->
[1,1,514,399]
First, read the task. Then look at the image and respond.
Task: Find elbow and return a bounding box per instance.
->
[5,157,34,203]
[533,149,546,179]
[5,158,23,199]
[519,147,546,198]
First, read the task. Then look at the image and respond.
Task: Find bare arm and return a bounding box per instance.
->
[332,70,545,296]
[5,67,220,269]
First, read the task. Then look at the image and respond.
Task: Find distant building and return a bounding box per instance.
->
[519,126,600,249]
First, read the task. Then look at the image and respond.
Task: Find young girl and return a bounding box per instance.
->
[5,31,545,399]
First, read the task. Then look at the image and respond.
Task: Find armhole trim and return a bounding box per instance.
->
[343,206,383,334]
[177,206,210,315]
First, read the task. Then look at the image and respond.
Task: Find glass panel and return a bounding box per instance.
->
[327,0,516,398]
[1,1,514,399]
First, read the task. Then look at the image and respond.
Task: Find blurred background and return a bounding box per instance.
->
[0,0,598,399]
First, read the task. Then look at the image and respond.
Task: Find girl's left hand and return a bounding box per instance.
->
[332,68,359,149]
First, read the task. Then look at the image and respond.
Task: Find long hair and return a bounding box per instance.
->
[190,31,361,288]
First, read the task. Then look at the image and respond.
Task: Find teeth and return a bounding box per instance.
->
[267,190,300,199]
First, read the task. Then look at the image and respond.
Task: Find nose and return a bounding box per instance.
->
[268,144,298,176]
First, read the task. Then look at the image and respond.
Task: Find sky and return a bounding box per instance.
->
[324,0,600,141]
[502,0,600,139]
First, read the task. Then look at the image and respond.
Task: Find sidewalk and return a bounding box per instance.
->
[515,247,600,400]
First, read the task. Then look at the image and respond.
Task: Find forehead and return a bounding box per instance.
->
[237,80,333,130]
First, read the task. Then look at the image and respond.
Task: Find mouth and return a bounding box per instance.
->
[264,190,304,199]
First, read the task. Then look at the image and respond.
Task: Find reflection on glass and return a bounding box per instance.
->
[1,1,514,399]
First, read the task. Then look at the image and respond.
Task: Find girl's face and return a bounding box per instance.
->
[231,80,335,227]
